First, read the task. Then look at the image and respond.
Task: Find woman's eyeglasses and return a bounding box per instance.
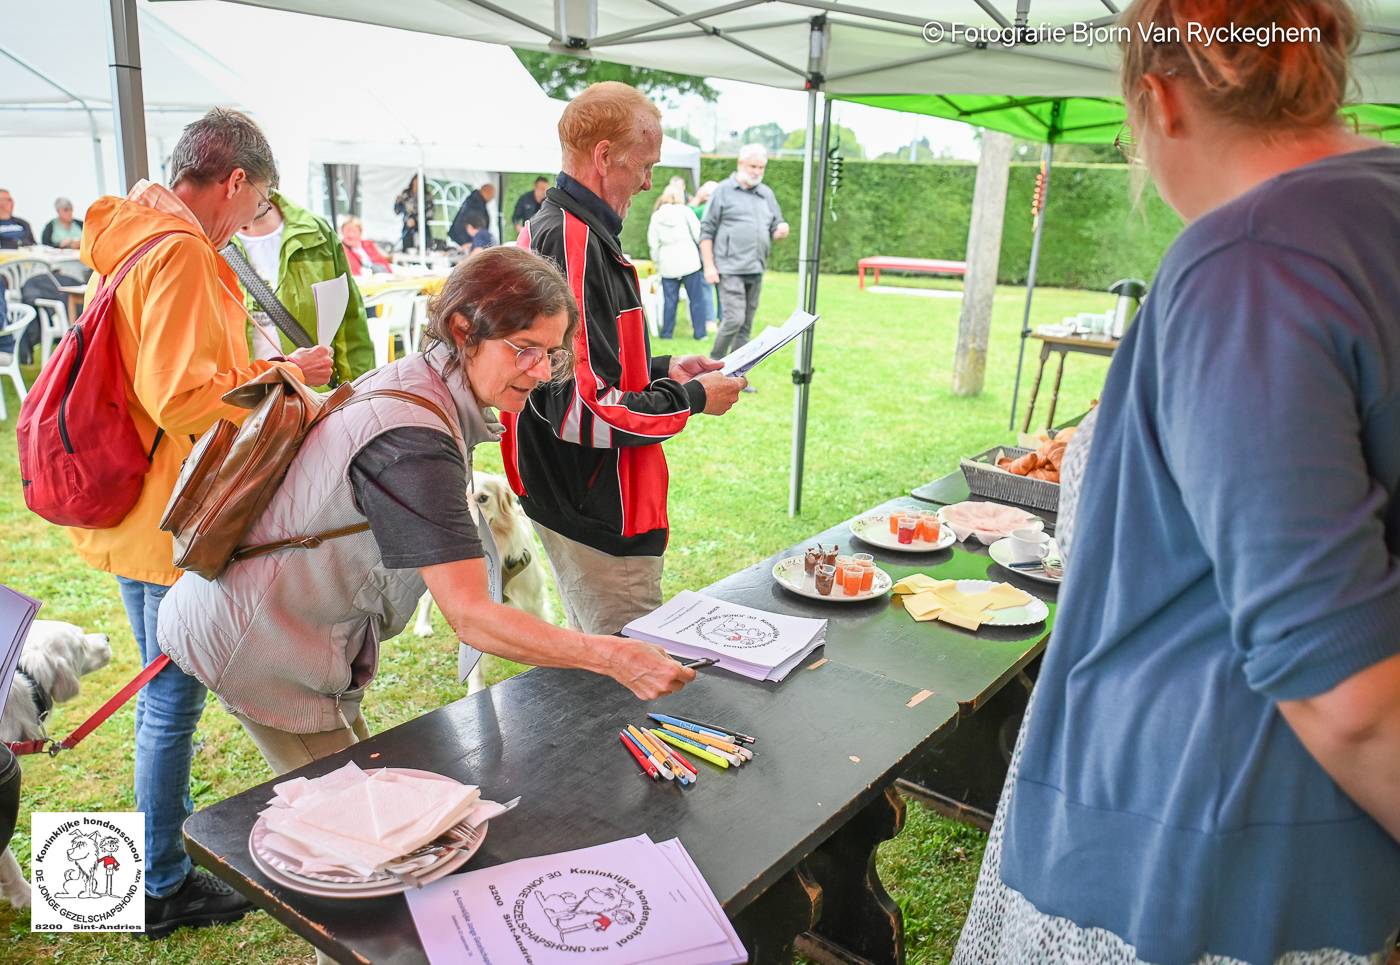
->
[502,337,572,375]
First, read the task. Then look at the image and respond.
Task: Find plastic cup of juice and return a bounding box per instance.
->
[897,516,919,545]
[834,555,853,588]
[858,561,876,592]
[888,512,905,535]
[841,562,863,596]
[918,512,941,542]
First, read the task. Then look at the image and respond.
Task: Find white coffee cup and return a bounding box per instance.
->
[1009,527,1051,564]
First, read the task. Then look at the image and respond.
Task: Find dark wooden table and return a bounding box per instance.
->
[186,661,959,964]
[184,490,1058,963]
[1022,331,1117,432]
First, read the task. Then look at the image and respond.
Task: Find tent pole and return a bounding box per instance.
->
[1008,142,1054,431]
[324,164,340,232]
[789,96,833,515]
[417,166,428,254]
[105,0,148,190]
[788,15,829,516]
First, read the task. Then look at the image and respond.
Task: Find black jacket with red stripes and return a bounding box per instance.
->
[501,184,706,557]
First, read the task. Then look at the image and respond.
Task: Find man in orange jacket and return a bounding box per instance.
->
[72,108,332,937]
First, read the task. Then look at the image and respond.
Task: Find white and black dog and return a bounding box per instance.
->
[413,472,553,692]
[0,620,112,909]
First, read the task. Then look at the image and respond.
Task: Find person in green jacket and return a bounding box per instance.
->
[228,190,374,383]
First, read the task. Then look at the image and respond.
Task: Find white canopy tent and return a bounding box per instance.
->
[3,1,699,245]
[105,0,1400,511]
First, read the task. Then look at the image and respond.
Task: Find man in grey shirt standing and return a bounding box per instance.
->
[700,144,789,377]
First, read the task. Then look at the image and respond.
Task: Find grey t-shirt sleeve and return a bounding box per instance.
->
[348,427,483,569]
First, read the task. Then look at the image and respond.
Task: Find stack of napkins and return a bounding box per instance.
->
[407,834,746,965]
[623,591,825,682]
[892,575,1032,632]
[260,761,503,876]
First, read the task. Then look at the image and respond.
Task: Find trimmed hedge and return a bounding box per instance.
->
[506,156,1183,291]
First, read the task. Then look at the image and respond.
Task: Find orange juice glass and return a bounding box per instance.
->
[858,562,876,592]
[841,562,863,596]
[918,512,941,542]
[888,512,905,535]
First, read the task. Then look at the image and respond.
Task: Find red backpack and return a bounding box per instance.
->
[17,233,176,528]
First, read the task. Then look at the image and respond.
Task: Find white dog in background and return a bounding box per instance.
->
[0,620,113,909]
[414,472,553,692]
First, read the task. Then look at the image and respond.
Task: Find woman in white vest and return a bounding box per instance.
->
[157,246,695,775]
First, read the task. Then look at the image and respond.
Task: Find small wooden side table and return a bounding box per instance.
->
[1022,332,1118,432]
[57,284,87,322]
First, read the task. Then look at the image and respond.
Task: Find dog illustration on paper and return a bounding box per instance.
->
[61,831,103,898]
[536,886,637,939]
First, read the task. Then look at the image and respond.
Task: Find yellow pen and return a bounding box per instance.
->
[634,726,694,783]
[652,728,731,769]
[661,723,750,761]
[625,724,674,780]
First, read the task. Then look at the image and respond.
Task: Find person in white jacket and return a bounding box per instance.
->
[646,185,711,339]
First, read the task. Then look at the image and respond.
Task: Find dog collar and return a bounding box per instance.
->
[15,669,53,723]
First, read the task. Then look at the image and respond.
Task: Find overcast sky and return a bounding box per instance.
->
[668,79,981,160]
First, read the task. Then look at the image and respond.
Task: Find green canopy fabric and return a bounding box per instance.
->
[837,94,1400,145]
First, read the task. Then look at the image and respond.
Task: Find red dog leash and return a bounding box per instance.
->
[7,653,171,757]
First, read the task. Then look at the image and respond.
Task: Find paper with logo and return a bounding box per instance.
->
[312,273,350,347]
[30,811,145,932]
[622,591,826,682]
[405,834,745,965]
[718,309,817,377]
[0,583,41,721]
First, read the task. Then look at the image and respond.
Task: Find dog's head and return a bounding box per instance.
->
[21,621,112,704]
[472,472,520,544]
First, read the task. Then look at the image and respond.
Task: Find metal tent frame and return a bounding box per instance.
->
[114,0,1400,513]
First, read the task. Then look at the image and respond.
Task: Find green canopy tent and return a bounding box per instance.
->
[837,93,1400,429]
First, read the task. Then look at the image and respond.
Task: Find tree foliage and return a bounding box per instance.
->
[782,124,866,159]
[513,50,718,101]
[664,126,700,147]
[739,122,786,154]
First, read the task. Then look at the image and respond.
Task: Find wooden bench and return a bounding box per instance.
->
[858,256,967,289]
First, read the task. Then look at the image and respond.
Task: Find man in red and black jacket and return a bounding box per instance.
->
[502,82,747,634]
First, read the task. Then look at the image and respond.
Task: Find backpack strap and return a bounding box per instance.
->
[228,386,461,565]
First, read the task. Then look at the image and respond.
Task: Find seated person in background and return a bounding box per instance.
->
[339,216,391,276]
[448,182,494,248]
[41,197,83,249]
[226,191,375,384]
[0,190,36,249]
[461,210,496,256]
[157,246,694,784]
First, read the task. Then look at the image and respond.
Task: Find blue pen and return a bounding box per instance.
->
[648,712,731,740]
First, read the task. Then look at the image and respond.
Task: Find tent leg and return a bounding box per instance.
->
[1009,143,1054,431]
[106,0,148,190]
[497,172,506,243]
[325,164,341,232]
[417,166,428,254]
[788,89,821,517]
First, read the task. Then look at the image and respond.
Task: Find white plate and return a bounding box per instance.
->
[773,555,891,602]
[849,513,958,553]
[988,537,1063,585]
[249,767,487,898]
[948,579,1050,627]
[937,502,1044,544]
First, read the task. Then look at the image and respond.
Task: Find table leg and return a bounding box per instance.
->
[859,266,865,290]
[1046,350,1068,430]
[731,862,822,964]
[1021,343,1053,434]
[797,785,906,964]
[873,268,881,286]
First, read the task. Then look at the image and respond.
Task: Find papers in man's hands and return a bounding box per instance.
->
[311,273,350,347]
[406,834,746,965]
[718,309,817,377]
[623,591,825,682]
[0,584,41,722]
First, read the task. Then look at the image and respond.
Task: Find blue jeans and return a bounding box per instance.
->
[116,576,207,898]
[660,271,711,339]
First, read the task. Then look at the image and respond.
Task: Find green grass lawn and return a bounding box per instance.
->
[0,271,1112,963]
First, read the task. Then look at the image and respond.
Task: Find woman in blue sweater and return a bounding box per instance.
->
[956,1,1400,962]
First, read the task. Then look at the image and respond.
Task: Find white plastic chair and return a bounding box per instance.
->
[410,294,432,353]
[639,274,662,338]
[0,303,37,421]
[363,288,417,368]
[0,259,49,293]
[32,298,69,365]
